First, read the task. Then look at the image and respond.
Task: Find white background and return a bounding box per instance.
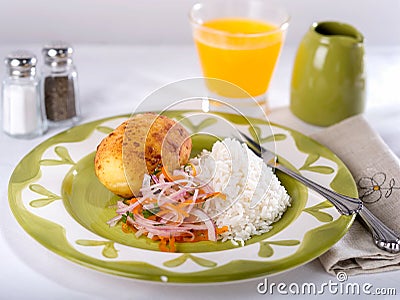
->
[0,0,399,46]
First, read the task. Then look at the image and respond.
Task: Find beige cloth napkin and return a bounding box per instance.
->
[310,114,400,276]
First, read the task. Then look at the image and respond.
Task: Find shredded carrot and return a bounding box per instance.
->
[147,214,157,221]
[158,237,177,252]
[179,200,192,206]
[208,192,226,200]
[197,192,226,203]
[216,226,229,234]
[129,198,138,204]
[218,193,227,201]
[121,223,132,233]
[159,238,169,252]
[133,205,141,215]
[168,236,176,252]
[193,230,209,241]
[161,166,173,182]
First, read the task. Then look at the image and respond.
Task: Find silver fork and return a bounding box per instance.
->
[240,131,400,253]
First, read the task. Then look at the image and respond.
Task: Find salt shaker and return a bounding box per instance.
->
[1,51,47,138]
[42,41,80,126]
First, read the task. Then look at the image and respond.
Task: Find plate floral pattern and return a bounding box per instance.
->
[8,111,357,283]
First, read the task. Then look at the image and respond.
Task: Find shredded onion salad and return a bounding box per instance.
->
[107,164,227,252]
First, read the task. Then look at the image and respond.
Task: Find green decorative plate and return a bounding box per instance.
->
[8,111,357,283]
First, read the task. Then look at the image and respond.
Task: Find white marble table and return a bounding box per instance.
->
[0,44,399,299]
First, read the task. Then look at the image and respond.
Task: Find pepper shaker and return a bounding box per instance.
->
[42,41,80,126]
[1,51,47,138]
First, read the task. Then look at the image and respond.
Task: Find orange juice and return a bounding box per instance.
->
[194,17,284,97]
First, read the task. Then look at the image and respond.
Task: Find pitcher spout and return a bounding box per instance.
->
[312,21,364,44]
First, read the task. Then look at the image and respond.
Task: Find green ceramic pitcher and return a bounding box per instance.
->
[290,21,366,126]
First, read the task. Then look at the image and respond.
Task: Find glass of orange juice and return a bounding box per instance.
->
[190,0,289,114]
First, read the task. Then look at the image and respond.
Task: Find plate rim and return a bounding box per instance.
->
[8,111,357,283]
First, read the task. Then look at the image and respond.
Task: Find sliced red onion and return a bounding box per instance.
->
[151,174,159,184]
[134,213,162,225]
[145,228,194,239]
[157,188,169,207]
[106,215,122,226]
[126,215,135,226]
[140,182,173,195]
[134,212,186,231]
[190,208,217,241]
[116,200,140,214]
[135,228,146,238]
[142,202,158,211]
[173,169,189,177]
[181,223,208,230]
[168,189,187,201]
[143,224,190,231]
[142,173,151,189]
[116,200,126,209]
[108,162,221,245]
[158,211,178,224]
[159,173,166,183]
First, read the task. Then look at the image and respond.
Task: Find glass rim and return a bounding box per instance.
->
[189,1,290,38]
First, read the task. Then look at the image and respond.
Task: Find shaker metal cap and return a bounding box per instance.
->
[4,50,37,77]
[42,41,73,65]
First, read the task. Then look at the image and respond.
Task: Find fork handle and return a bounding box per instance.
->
[274,163,400,253]
[358,208,400,253]
[274,163,362,215]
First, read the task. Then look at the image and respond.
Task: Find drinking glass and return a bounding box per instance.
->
[190,0,289,114]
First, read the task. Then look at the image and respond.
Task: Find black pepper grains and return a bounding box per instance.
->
[42,42,80,126]
[44,76,76,121]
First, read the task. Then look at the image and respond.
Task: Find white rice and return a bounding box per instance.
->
[191,138,291,246]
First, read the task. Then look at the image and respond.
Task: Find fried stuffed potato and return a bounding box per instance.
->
[94,113,192,198]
